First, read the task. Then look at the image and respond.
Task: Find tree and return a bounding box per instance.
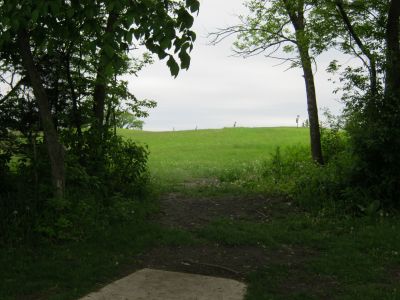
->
[384,1,400,101]
[16,29,66,197]
[334,0,378,96]
[115,112,144,130]
[311,0,388,103]
[211,0,324,164]
[0,0,200,196]
[317,0,400,205]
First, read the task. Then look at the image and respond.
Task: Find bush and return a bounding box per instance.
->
[104,135,150,197]
[320,128,348,163]
[345,93,400,208]
[292,151,357,212]
[218,136,378,215]
[0,131,152,244]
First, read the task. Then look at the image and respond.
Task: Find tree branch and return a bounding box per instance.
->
[335,0,377,95]
[0,77,26,106]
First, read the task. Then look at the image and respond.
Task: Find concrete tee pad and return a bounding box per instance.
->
[80,268,247,300]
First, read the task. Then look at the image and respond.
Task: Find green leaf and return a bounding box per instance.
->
[88,41,97,54]
[283,44,295,53]
[174,38,183,53]
[160,37,172,50]
[126,31,133,44]
[49,0,61,14]
[188,31,197,42]
[157,50,168,60]
[11,18,20,30]
[133,30,141,40]
[66,8,74,18]
[178,8,194,29]
[104,43,114,58]
[85,7,95,18]
[178,49,191,69]
[32,9,40,23]
[104,63,114,77]
[186,0,200,13]
[125,10,135,26]
[167,55,179,77]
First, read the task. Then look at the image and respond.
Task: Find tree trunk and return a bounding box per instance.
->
[65,52,83,147]
[385,0,400,100]
[283,0,324,164]
[92,12,118,137]
[17,29,65,197]
[298,44,324,165]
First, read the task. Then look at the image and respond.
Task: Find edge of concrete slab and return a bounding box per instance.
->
[79,268,247,300]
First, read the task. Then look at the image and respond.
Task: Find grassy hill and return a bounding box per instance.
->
[119,127,309,181]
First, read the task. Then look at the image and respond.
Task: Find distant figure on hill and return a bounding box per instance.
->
[296,115,300,128]
[234,121,237,128]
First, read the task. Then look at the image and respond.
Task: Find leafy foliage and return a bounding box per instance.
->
[211,0,325,164]
[0,0,200,243]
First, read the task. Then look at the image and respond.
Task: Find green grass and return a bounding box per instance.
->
[0,222,198,300]
[198,216,400,299]
[119,127,309,183]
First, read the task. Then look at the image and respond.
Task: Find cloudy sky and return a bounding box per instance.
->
[128,0,345,131]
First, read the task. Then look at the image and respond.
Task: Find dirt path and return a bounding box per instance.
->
[135,179,305,281]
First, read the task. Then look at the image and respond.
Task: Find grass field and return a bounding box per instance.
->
[119,127,309,182]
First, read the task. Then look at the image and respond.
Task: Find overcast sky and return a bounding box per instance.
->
[128,0,345,131]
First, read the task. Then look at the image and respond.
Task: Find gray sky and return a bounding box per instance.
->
[128,0,345,131]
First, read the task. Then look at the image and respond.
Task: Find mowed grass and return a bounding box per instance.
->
[119,127,309,182]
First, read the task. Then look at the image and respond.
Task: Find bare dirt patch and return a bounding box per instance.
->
[136,244,267,280]
[156,191,295,230]
[156,193,269,229]
[140,184,310,276]
[136,244,316,281]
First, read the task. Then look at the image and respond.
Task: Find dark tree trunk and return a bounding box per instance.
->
[283,0,324,165]
[65,52,83,147]
[385,0,400,100]
[92,12,118,138]
[17,29,65,197]
[298,45,324,165]
[51,68,60,130]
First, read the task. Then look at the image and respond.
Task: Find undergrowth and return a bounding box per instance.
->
[216,128,391,216]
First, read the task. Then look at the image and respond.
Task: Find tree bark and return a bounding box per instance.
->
[65,52,83,145]
[385,0,400,100]
[283,0,324,165]
[17,29,65,197]
[92,12,118,137]
[298,44,324,165]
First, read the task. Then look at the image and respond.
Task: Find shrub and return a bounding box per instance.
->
[345,93,400,208]
[0,131,151,244]
[261,146,313,196]
[320,128,348,163]
[104,135,150,197]
[220,139,374,214]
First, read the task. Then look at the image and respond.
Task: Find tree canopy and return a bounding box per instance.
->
[0,0,200,196]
